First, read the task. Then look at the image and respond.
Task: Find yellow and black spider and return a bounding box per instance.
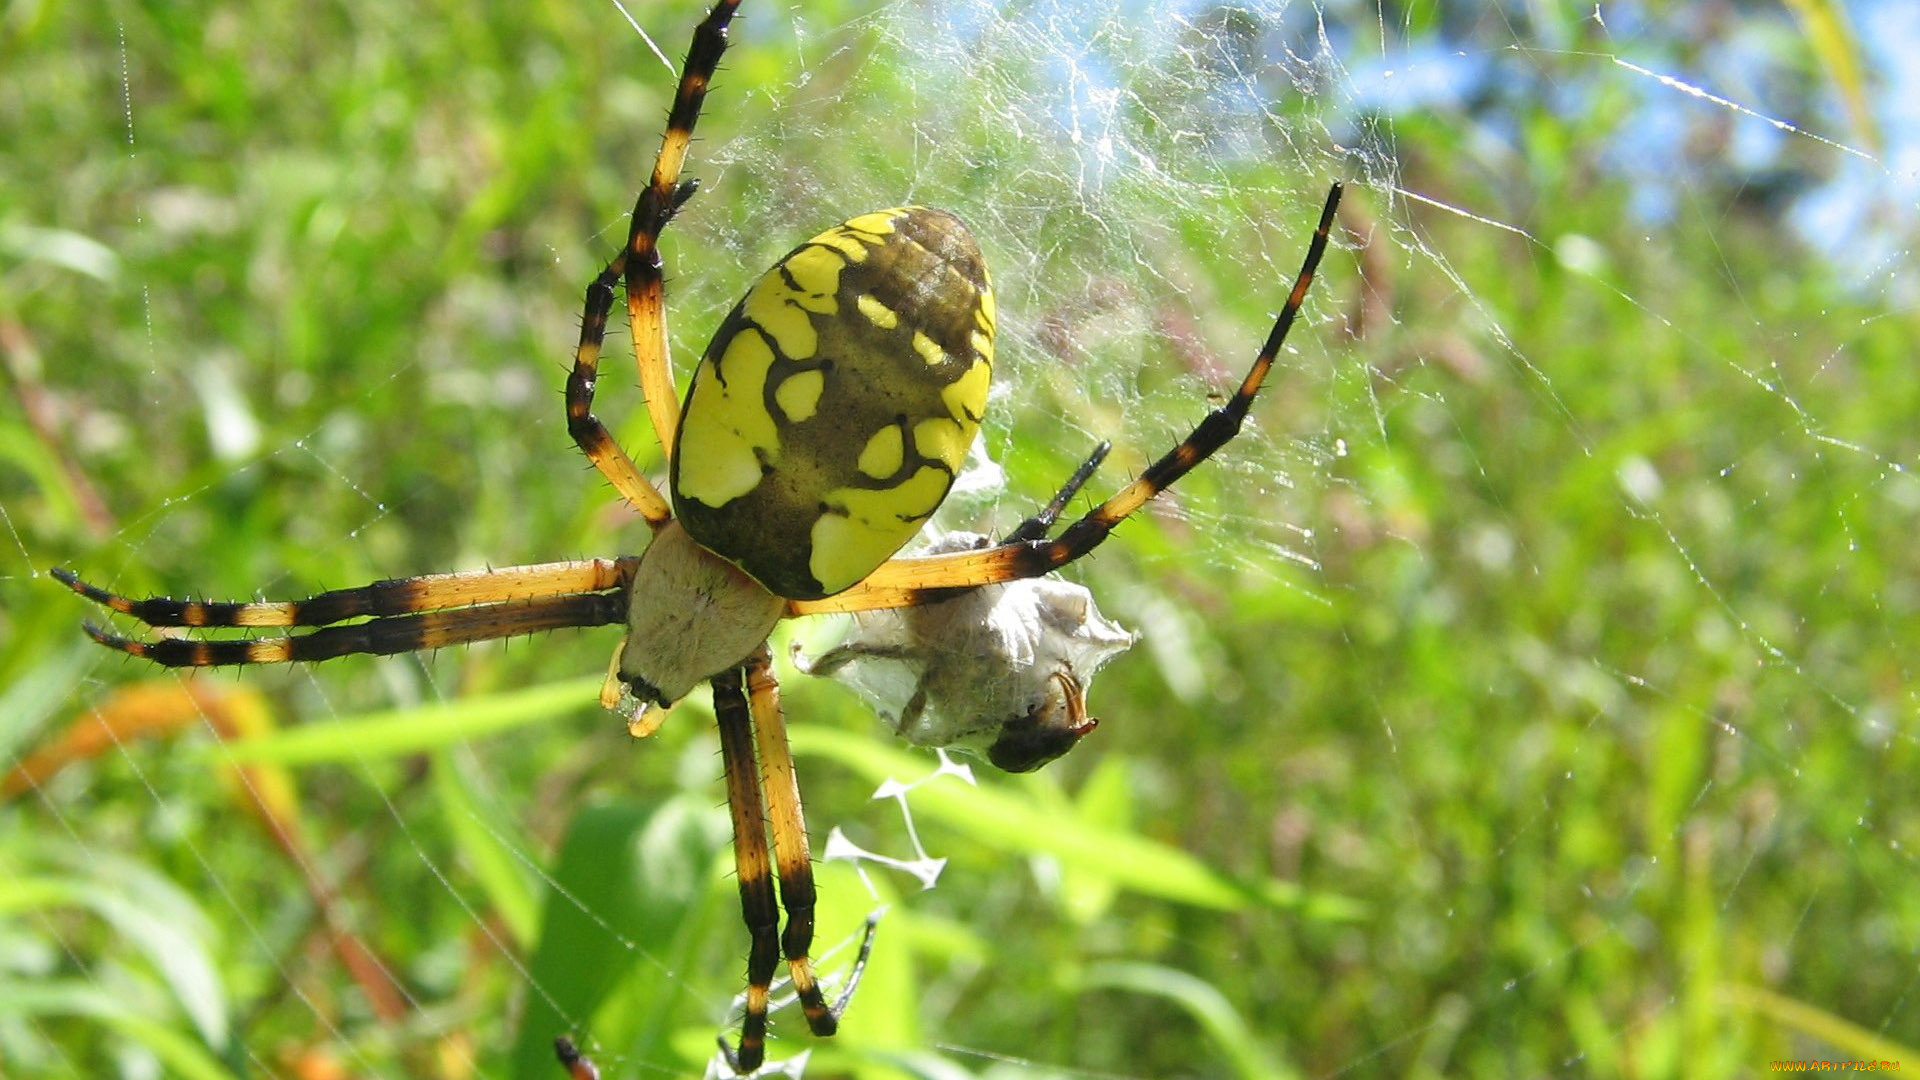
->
[55,0,1341,1072]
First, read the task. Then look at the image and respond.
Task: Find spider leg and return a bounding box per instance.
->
[711,663,779,1074]
[568,258,676,525]
[566,0,740,523]
[624,0,742,462]
[743,646,876,1035]
[793,182,1343,617]
[76,592,626,668]
[56,560,634,668]
[53,559,636,629]
[713,651,878,1074]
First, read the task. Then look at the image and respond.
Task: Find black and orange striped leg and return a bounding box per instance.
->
[710,652,876,1074]
[620,0,742,460]
[743,646,876,1036]
[567,256,675,524]
[711,664,779,1073]
[1029,182,1343,566]
[565,0,740,519]
[742,649,827,1037]
[74,592,627,668]
[52,560,636,629]
[793,182,1345,616]
[53,559,636,667]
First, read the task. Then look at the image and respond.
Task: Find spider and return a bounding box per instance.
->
[55,0,1342,1072]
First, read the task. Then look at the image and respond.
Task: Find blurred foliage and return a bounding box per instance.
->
[3,0,1917,1078]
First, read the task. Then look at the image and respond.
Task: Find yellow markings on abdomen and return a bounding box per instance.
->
[674,327,780,506]
[814,229,873,263]
[842,209,905,237]
[856,424,905,479]
[672,206,996,600]
[857,293,899,329]
[911,330,948,368]
[775,369,825,424]
[809,465,954,591]
[940,357,991,422]
[741,243,844,360]
[911,416,969,470]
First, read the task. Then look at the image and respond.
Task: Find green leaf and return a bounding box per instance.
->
[432,746,541,948]
[1,857,229,1050]
[215,676,603,765]
[1083,962,1295,1080]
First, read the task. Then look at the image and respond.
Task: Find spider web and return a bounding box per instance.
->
[4,0,1917,1077]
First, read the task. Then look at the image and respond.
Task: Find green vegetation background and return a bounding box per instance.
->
[3,1,1914,1077]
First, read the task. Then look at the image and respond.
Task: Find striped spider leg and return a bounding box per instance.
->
[52,560,636,666]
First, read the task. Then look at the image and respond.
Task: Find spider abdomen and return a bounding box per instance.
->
[671,207,995,600]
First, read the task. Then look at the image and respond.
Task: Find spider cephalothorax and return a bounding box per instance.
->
[56,0,1341,1071]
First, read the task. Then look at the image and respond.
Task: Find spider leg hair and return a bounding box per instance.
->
[791,181,1343,617]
